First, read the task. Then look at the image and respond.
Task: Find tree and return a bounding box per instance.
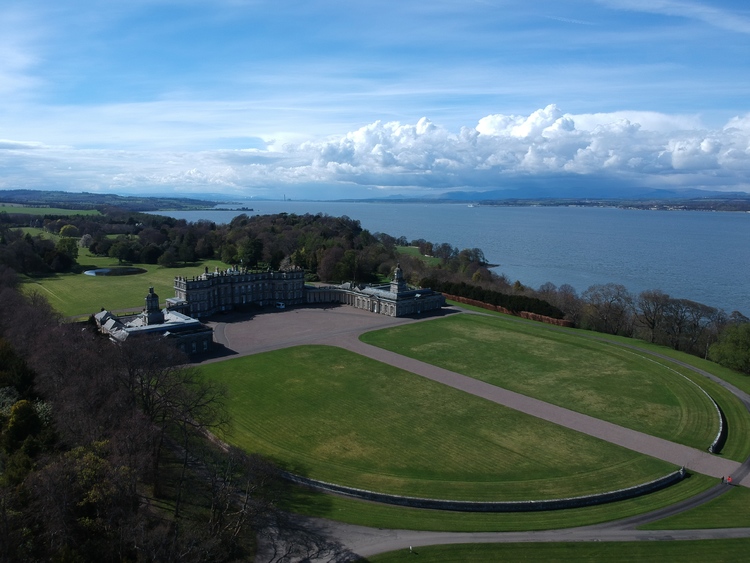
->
[637,289,670,343]
[157,249,177,268]
[658,298,720,355]
[581,283,634,335]
[238,237,263,268]
[108,239,133,264]
[78,233,93,249]
[2,400,42,453]
[140,243,163,264]
[710,323,750,375]
[221,243,238,264]
[433,242,457,261]
[55,237,79,262]
[58,224,80,238]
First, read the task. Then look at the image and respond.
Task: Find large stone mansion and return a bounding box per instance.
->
[95,265,444,355]
[168,264,444,318]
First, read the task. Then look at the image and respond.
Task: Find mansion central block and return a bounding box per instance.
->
[168,264,444,318]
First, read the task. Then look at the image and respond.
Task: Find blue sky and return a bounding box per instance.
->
[2,0,750,199]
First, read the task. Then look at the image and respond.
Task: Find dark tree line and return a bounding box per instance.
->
[3,204,748,371]
[0,270,292,561]
[528,280,749,364]
[421,278,565,319]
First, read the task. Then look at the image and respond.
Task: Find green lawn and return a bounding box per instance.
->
[395,246,442,267]
[641,485,750,530]
[360,314,720,450]
[0,204,100,216]
[368,538,750,562]
[204,346,677,502]
[453,300,750,396]
[443,302,750,462]
[598,332,750,398]
[21,255,227,318]
[18,227,60,240]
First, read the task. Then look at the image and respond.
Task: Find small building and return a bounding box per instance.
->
[94,287,214,356]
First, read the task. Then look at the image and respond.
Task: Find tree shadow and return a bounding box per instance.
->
[256,460,357,562]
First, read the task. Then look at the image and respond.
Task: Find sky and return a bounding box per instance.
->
[1,0,750,200]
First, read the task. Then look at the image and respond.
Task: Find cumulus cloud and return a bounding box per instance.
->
[3,106,750,197]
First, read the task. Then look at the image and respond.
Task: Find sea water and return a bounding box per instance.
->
[150,202,750,315]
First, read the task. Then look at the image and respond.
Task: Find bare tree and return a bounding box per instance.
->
[636,289,670,343]
[582,283,634,335]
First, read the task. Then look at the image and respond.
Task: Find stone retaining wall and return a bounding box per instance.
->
[708,399,727,454]
[281,467,687,512]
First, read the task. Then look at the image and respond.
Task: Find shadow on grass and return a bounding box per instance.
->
[251,459,358,562]
[195,342,238,362]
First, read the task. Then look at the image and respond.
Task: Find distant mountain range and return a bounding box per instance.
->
[335,186,750,211]
[411,186,750,201]
[2,187,750,214]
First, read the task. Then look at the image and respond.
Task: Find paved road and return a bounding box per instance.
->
[201,304,750,559]
[207,305,746,485]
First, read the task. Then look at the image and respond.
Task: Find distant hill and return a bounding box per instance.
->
[0,189,219,212]
[434,186,750,201]
[335,186,750,211]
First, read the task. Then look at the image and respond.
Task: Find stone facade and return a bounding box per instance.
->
[170,267,305,318]
[94,287,214,356]
[305,264,445,317]
[171,264,444,318]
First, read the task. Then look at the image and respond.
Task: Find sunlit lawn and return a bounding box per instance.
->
[361,314,723,451]
[642,485,750,530]
[441,303,750,462]
[21,254,227,318]
[204,345,677,502]
[395,245,442,266]
[0,205,100,216]
[368,538,750,562]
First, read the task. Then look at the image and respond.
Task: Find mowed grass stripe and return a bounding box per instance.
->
[204,345,675,501]
[641,485,750,530]
[360,314,718,449]
[448,303,750,462]
[368,538,750,562]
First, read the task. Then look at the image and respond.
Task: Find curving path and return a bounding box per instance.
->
[206,304,747,485]
[200,304,750,559]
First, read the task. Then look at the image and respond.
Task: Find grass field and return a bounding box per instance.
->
[360,314,721,450]
[642,485,750,530]
[595,330,750,398]
[21,254,226,318]
[395,246,442,266]
[18,227,60,240]
[442,302,750,461]
[0,204,100,216]
[368,538,750,562]
[204,345,677,502]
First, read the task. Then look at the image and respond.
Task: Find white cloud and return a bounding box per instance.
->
[597,0,750,34]
[3,106,750,197]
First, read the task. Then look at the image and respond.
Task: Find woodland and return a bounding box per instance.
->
[1,202,749,560]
